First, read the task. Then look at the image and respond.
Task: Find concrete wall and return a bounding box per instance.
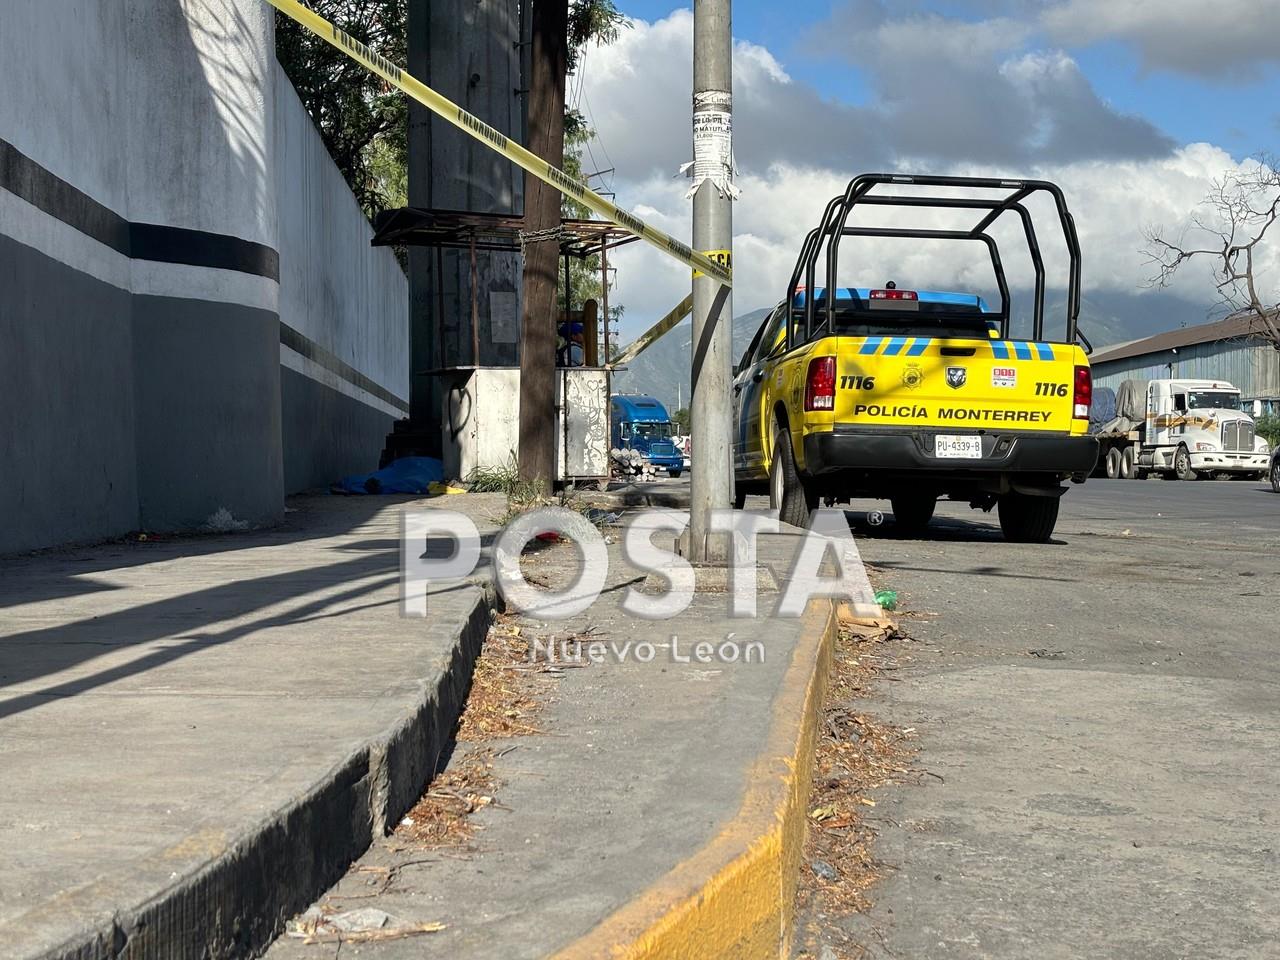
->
[274,64,409,492]
[0,0,408,552]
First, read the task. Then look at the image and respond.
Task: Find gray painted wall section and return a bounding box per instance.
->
[281,368,396,493]
[0,236,139,553]
[274,65,408,401]
[1,0,409,552]
[274,63,410,492]
[132,296,284,530]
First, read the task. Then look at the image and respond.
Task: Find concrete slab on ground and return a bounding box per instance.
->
[835,480,1280,959]
[0,493,511,960]
[265,517,844,959]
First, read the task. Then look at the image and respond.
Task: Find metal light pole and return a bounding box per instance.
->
[688,0,734,562]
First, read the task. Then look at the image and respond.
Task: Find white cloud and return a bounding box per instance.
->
[1043,0,1280,80]
[581,13,1272,342]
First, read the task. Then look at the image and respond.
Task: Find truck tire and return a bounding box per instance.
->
[770,421,816,528]
[1120,445,1137,480]
[1104,447,1122,479]
[891,495,936,534]
[668,468,682,478]
[998,492,1060,543]
[1174,444,1199,481]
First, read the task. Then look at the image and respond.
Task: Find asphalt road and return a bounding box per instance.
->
[836,477,1280,959]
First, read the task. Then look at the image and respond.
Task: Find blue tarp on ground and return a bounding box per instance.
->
[331,457,445,495]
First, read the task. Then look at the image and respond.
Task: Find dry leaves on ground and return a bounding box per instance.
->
[457,614,544,742]
[792,608,919,958]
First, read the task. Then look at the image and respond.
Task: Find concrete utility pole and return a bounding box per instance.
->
[688,0,734,562]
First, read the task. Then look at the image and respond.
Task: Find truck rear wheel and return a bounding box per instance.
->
[1104,447,1122,479]
[998,492,1060,543]
[891,495,936,534]
[1120,445,1137,479]
[770,421,816,528]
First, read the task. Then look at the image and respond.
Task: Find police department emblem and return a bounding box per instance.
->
[946,366,967,389]
[901,364,924,390]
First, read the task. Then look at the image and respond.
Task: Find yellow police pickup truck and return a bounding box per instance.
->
[732,174,1099,543]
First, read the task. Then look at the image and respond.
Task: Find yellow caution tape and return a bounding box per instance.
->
[264,0,732,286]
[611,293,694,367]
[692,249,732,279]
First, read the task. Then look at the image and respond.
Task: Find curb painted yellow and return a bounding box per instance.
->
[552,598,838,960]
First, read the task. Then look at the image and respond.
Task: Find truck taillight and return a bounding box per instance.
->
[805,356,837,411]
[1073,365,1092,419]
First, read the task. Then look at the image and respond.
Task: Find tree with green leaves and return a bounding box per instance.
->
[275,0,624,225]
[275,0,408,219]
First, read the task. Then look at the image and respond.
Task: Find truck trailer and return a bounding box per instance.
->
[1092,378,1271,480]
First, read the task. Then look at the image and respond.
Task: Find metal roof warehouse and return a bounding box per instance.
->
[1090,313,1280,415]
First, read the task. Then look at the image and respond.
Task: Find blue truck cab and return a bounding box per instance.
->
[610,394,683,477]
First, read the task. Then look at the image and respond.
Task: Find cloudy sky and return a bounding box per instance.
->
[573,0,1280,340]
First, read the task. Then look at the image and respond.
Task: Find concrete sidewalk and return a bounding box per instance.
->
[265,515,847,959]
[0,494,508,960]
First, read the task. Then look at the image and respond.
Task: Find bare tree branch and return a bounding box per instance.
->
[1144,154,1280,347]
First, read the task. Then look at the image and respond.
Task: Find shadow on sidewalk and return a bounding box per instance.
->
[0,495,498,720]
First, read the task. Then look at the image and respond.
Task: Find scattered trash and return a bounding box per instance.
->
[809,858,839,882]
[329,908,395,933]
[203,507,249,533]
[584,507,622,526]
[288,906,445,944]
[428,481,466,496]
[1029,648,1067,660]
[874,589,898,611]
[836,604,899,642]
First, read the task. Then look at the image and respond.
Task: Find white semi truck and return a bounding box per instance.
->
[1093,378,1271,481]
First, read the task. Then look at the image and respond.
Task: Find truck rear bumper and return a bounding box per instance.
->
[803,426,1099,476]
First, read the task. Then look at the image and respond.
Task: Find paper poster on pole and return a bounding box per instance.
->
[685,105,739,200]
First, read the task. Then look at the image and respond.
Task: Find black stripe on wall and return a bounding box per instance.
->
[1,137,279,281]
[280,322,409,413]
[4,137,401,414]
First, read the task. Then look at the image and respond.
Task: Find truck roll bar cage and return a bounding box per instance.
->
[784,173,1084,347]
